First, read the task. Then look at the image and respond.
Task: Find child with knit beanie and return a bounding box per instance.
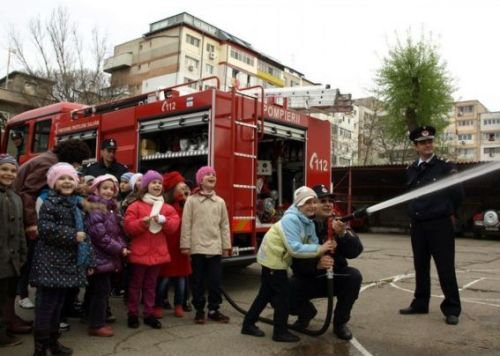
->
[85,174,129,337]
[154,171,192,318]
[31,162,93,356]
[0,154,26,348]
[180,166,231,324]
[124,170,179,329]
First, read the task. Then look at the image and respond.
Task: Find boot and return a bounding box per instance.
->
[3,298,32,334]
[49,330,73,355]
[33,329,50,356]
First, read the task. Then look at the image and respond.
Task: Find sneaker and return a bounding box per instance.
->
[207,310,230,323]
[194,311,206,324]
[59,321,70,332]
[152,307,163,319]
[18,297,35,309]
[88,326,114,337]
[174,305,184,318]
[127,315,140,329]
[241,324,265,337]
[144,316,162,329]
[272,331,300,342]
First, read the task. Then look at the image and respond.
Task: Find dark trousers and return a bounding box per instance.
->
[191,254,222,312]
[410,217,461,316]
[127,264,160,317]
[243,267,290,335]
[0,277,18,334]
[290,266,362,326]
[34,287,67,331]
[155,276,187,307]
[16,239,36,299]
[87,273,111,328]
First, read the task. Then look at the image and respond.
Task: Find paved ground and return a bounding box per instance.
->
[11,233,500,355]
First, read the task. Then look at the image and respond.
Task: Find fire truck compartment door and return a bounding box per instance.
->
[263,122,305,141]
[138,110,210,133]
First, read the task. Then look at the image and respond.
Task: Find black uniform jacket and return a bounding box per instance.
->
[291,219,363,278]
[406,156,464,222]
[83,160,128,182]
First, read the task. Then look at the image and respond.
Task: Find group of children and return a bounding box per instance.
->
[0,153,232,355]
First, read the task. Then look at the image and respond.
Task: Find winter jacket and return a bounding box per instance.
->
[0,185,27,279]
[124,199,179,266]
[291,220,363,278]
[180,192,231,255]
[14,151,58,231]
[257,205,321,270]
[30,190,89,288]
[85,194,127,274]
[160,200,192,277]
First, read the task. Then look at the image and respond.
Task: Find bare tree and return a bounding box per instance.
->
[8,6,116,105]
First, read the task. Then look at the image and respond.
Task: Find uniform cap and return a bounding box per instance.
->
[101,138,118,150]
[293,186,317,207]
[311,184,334,200]
[409,126,436,143]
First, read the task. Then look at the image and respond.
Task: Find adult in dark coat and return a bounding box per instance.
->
[400,126,464,325]
[290,184,363,341]
[83,139,128,184]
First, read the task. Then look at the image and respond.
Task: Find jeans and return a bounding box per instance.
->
[155,277,186,307]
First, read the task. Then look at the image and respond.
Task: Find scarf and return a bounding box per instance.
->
[142,193,165,233]
[67,195,92,269]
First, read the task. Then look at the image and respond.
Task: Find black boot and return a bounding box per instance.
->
[49,330,73,355]
[33,329,50,356]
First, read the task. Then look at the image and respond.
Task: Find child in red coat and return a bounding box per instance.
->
[154,171,192,318]
[124,170,179,329]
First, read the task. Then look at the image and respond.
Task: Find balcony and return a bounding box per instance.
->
[103,52,133,73]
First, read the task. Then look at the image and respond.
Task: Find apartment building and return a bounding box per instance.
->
[447,100,488,162]
[103,12,313,96]
[479,111,500,161]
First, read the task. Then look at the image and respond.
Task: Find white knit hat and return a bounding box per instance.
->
[293,186,317,207]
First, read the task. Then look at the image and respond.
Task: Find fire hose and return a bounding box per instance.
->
[222,160,500,336]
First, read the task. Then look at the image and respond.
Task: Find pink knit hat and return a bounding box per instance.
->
[141,170,163,191]
[47,162,79,189]
[90,174,119,196]
[196,166,216,185]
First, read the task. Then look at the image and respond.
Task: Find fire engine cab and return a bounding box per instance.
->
[2,77,334,265]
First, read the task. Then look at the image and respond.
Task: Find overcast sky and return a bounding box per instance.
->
[2,0,499,111]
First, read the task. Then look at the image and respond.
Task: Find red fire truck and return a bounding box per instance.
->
[1,77,331,265]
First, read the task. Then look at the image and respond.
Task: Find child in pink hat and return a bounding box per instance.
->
[180,166,231,324]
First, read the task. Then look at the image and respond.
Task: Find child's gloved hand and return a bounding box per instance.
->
[156,215,166,224]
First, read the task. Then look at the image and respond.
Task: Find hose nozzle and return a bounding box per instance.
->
[339,206,368,222]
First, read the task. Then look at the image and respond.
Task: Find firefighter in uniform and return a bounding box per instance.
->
[400,126,464,325]
[290,184,363,340]
[83,139,128,183]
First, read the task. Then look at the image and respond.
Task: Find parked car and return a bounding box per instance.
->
[472,209,500,239]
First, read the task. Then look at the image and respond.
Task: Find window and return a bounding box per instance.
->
[7,124,28,158]
[206,43,215,52]
[484,118,500,125]
[230,48,255,66]
[458,134,472,141]
[205,63,214,75]
[185,56,199,71]
[458,120,473,126]
[457,105,474,115]
[186,34,200,47]
[32,120,52,153]
[184,78,198,90]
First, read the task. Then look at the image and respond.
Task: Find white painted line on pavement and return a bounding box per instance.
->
[460,278,485,291]
[351,337,374,356]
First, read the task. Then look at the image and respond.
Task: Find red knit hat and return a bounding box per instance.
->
[163,171,185,191]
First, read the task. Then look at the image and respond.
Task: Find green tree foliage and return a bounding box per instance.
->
[375,33,455,140]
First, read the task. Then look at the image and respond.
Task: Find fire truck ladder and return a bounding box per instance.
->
[228,86,264,258]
